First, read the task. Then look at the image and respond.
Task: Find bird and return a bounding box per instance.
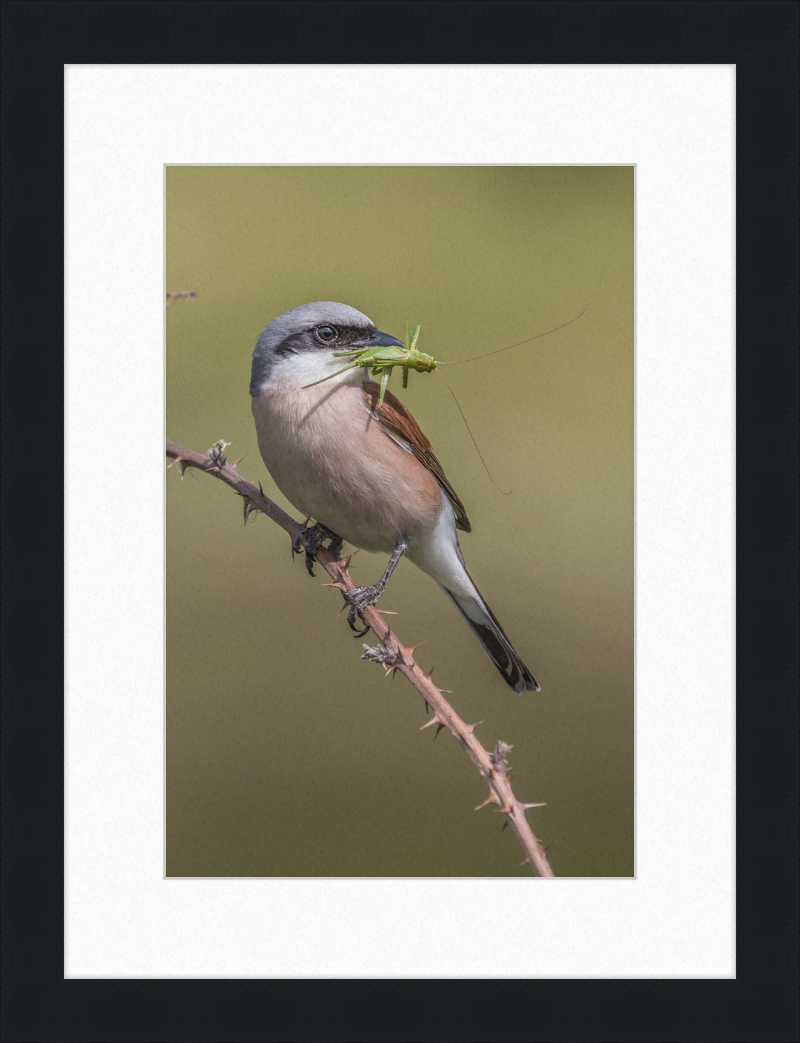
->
[250,301,539,694]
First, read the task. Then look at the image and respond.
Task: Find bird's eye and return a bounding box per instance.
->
[316,325,337,342]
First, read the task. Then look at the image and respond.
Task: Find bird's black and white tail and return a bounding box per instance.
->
[439,577,539,695]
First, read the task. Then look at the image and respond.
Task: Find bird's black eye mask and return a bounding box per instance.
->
[250,324,377,395]
[276,324,376,357]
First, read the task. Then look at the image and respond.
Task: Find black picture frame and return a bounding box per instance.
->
[2,3,797,1041]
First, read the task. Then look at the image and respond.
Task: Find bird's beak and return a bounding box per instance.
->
[350,329,406,350]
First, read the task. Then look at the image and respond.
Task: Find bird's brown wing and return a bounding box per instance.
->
[362,380,471,533]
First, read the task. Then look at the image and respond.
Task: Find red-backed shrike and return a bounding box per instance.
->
[250,301,539,694]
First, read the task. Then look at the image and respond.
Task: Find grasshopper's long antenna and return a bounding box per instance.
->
[440,308,585,366]
[436,369,511,495]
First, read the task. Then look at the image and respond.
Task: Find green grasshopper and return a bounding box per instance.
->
[306,321,436,407]
[304,309,585,409]
[302,308,585,491]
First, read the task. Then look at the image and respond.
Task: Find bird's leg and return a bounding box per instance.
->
[292,522,343,577]
[343,538,409,637]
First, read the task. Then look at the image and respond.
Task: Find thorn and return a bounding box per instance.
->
[374,608,398,616]
[465,720,484,733]
[433,723,446,741]
[399,643,425,667]
[322,582,347,591]
[543,842,557,853]
[242,499,259,525]
[501,819,509,833]
[258,481,264,494]
[423,698,430,715]
[337,550,361,573]
[519,802,547,810]
[474,795,498,811]
[493,807,513,815]
[231,452,249,470]
[420,713,443,731]
[168,456,189,479]
[436,688,453,694]
[520,858,530,866]
[422,664,437,683]
[507,771,520,781]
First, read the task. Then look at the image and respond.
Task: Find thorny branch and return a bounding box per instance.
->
[166,438,555,877]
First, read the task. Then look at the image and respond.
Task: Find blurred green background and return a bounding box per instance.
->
[166,166,633,877]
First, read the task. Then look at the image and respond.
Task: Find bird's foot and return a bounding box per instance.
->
[342,582,386,637]
[292,522,343,577]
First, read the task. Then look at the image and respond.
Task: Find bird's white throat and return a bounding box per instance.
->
[261,350,367,394]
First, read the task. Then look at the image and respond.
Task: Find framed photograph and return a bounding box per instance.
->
[3,2,796,1040]
[165,163,634,881]
[66,62,731,980]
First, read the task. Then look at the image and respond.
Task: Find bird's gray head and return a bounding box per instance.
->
[250,301,404,396]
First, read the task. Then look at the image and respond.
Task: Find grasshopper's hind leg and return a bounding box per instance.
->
[377,366,392,407]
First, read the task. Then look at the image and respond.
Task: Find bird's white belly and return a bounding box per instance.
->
[252,380,442,555]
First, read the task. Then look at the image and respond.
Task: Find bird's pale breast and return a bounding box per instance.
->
[252,380,443,554]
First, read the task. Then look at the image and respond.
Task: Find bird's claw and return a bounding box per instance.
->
[292,523,343,577]
[343,583,386,637]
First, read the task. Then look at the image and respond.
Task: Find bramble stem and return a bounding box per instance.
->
[166,438,554,877]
